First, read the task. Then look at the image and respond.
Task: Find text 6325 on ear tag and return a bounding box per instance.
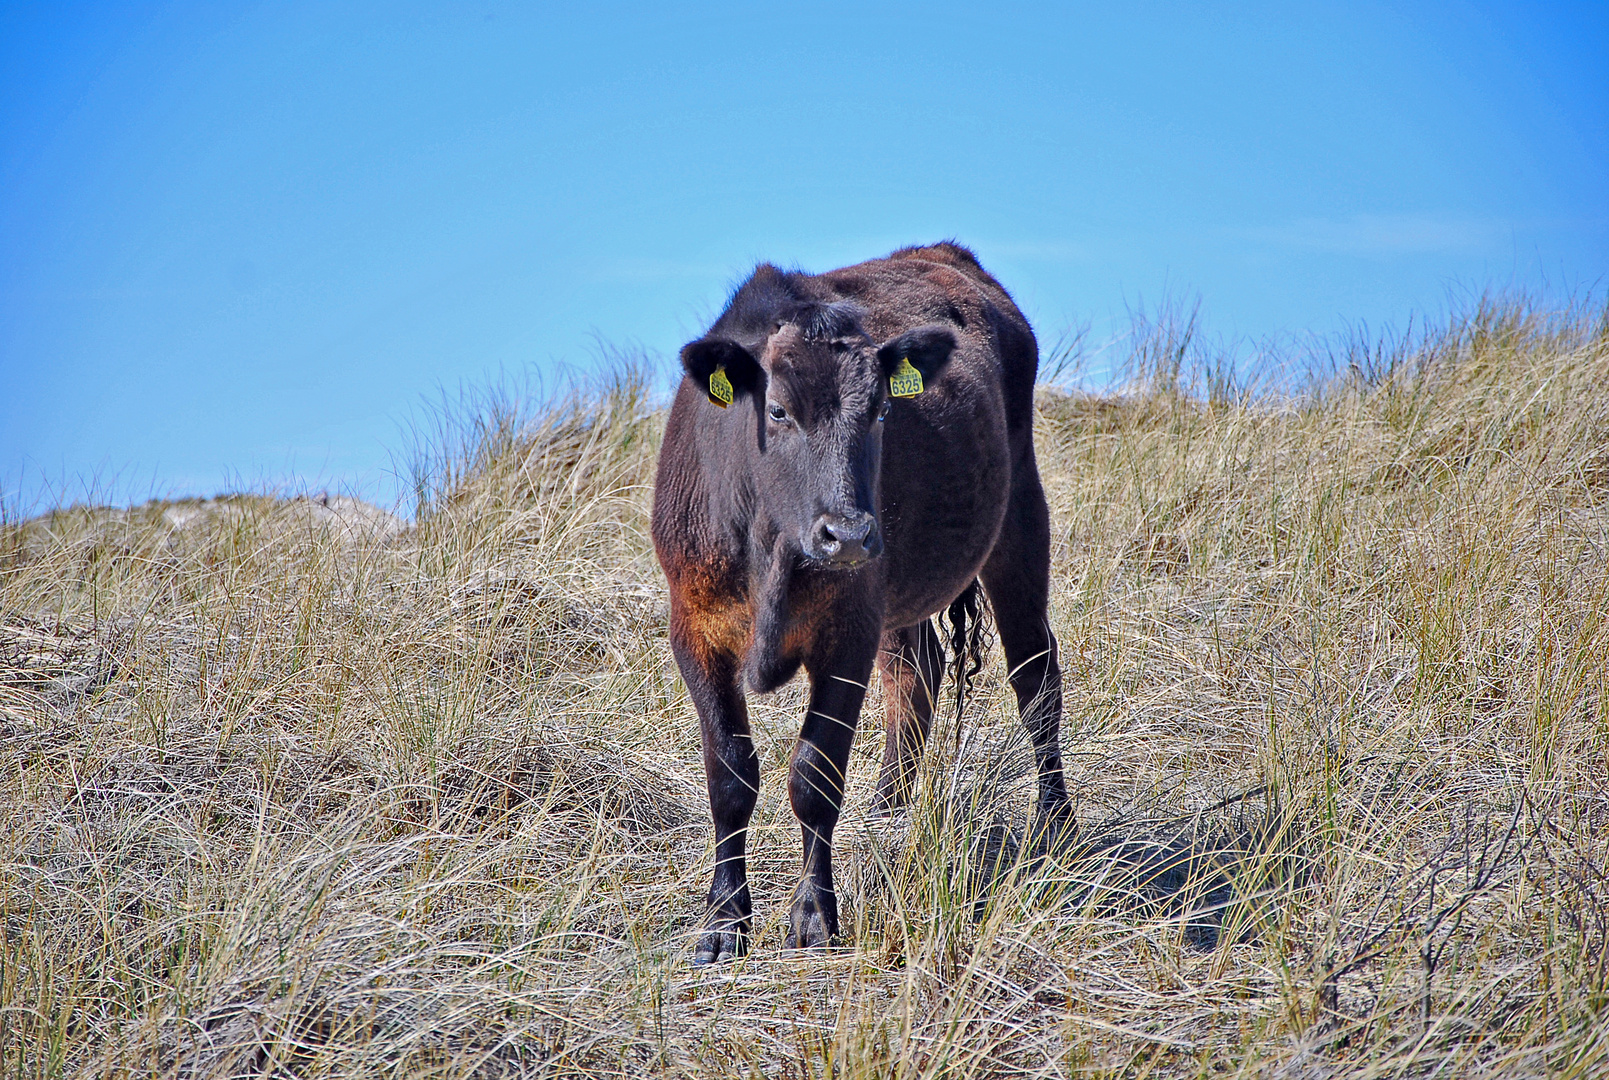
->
[889,357,924,398]
[708,365,734,408]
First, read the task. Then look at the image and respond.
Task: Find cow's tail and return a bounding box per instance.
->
[943,579,994,745]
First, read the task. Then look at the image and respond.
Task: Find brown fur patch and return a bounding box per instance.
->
[664,553,750,666]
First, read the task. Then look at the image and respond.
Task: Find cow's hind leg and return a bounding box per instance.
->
[669,633,759,964]
[978,461,1073,839]
[872,620,944,811]
[786,629,879,949]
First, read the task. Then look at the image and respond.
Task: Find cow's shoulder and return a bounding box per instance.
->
[654,393,720,551]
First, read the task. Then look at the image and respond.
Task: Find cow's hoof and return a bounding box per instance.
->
[692,929,746,965]
[1029,799,1077,857]
[782,907,841,951]
[870,784,910,816]
[782,929,843,951]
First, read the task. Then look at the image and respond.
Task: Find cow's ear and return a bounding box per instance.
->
[681,338,761,409]
[876,326,957,397]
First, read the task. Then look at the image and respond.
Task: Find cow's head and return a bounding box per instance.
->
[680,308,956,569]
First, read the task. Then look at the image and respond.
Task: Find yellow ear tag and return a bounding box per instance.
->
[889,356,924,398]
[708,365,734,408]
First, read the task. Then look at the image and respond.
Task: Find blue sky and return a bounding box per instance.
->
[3,1,1605,511]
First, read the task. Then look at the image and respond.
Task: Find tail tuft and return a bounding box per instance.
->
[942,580,995,743]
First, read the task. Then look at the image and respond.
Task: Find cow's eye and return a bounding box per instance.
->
[877,399,892,422]
[767,403,789,423]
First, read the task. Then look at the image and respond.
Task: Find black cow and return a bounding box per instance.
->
[651,243,1070,963]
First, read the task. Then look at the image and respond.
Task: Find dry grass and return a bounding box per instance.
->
[4,299,1608,1077]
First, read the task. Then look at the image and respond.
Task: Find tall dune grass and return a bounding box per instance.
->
[3,297,1607,1077]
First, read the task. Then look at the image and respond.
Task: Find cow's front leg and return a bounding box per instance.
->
[670,632,758,964]
[785,629,878,950]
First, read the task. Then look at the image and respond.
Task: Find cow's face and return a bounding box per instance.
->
[681,320,956,568]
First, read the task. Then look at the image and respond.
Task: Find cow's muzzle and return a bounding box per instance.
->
[806,510,882,566]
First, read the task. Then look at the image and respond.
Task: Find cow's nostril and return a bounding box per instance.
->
[803,519,839,560]
[824,517,871,544]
